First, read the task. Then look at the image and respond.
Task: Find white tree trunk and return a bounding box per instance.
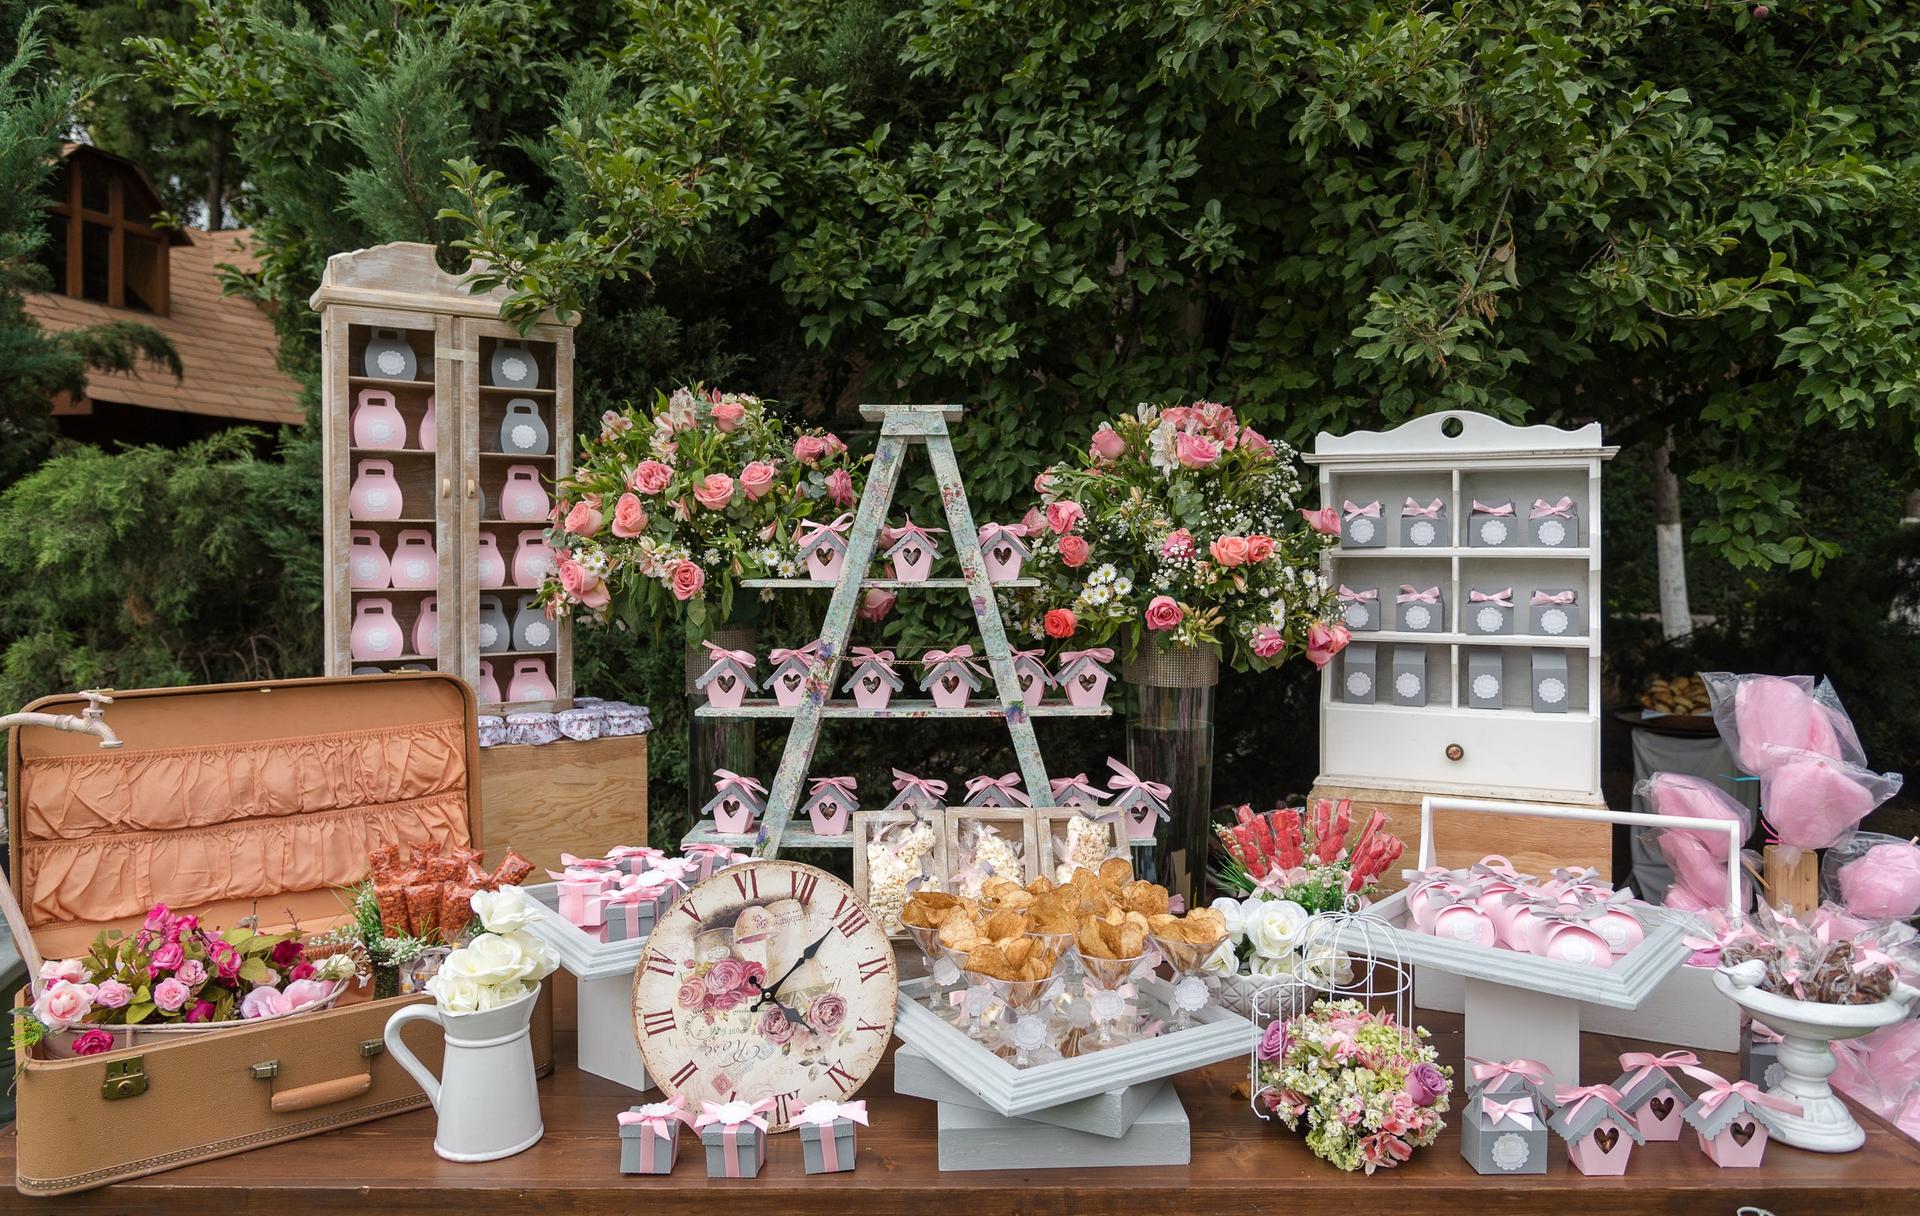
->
[1652,431,1691,641]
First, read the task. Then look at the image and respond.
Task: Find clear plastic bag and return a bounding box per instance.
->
[1039,807,1126,883]
[1822,832,1920,922]
[946,811,1033,899]
[1701,671,1866,776]
[860,813,944,936]
[1754,744,1903,857]
[1719,900,1905,1005]
[1636,772,1754,860]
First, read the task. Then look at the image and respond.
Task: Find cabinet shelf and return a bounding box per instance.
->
[739,577,1040,590]
[478,450,556,461]
[1335,546,1591,559]
[693,699,1110,720]
[351,585,438,595]
[1353,630,1590,649]
[481,648,556,658]
[350,446,434,456]
[479,384,556,398]
[348,517,441,526]
[348,374,433,389]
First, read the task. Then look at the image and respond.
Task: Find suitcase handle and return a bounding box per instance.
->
[251,1038,383,1112]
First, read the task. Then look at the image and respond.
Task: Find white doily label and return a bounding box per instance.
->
[1492,1132,1532,1171]
[1395,672,1422,699]
[1538,519,1567,546]
[1090,990,1126,1021]
[1472,673,1500,699]
[501,355,529,383]
[1405,605,1432,630]
[1012,1015,1051,1051]
[478,623,498,647]
[1343,603,1368,629]
[365,490,390,510]
[511,423,537,449]
[404,560,428,581]
[1172,976,1209,1012]
[1537,676,1567,705]
[1540,607,1570,635]
[931,956,961,987]
[1479,518,1508,546]
[1475,606,1504,633]
[526,621,551,647]
[366,628,391,650]
[376,350,406,377]
[369,419,394,441]
[1409,520,1436,546]
[1349,517,1375,544]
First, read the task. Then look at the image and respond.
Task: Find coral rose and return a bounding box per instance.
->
[630,460,674,495]
[669,560,706,601]
[1045,500,1085,535]
[1305,621,1351,670]
[610,492,650,538]
[793,435,828,465]
[1161,528,1196,559]
[1240,427,1276,458]
[564,496,604,536]
[1144,595,1184,631]
[710,402,746,432]
[739,461,777,501]
[692,473,735,511]
[1246,534,1276,562]
[1056,535,1091,567]
[1209,535,1250,567]
[1299,506,1341,535]
[859,588,896,621]
[1043,608,1078,639]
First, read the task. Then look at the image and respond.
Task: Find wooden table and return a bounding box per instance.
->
[6,1014,1917,1214]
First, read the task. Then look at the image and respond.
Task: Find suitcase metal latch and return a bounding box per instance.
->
[101,1057,147,1100]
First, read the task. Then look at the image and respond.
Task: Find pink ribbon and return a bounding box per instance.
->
[922,644,985,673]
[620,1097,693,1171]
[884,516,946,547]
[978,522,1031,548]
[1057,646,1114,666]
[1402,497,1443,518]
[794,1100,868,1172]
[603,887,655,937]
[1678,1068,1804,1119]
[1531,590,1576,605]
[607,845,663,863]
[695,1099,773,1177]
[1050,772,1107,803]
[1342,499,1381,520]
[1104,756,1171,804]
[965,772,1030,806]
[1618,1050,1698,1095]
[1469,1057,1551,1089]
[1471,500,1515,516]
[848,646,896,667]
[1481,1096,1538,1130]
[809,775,858,800]
[559,853,620,871]
[1530,496,1575,519]
[890,769,948,802]
[1749,1020,1783,1046]
[1337,585,1377,603]
[1396,584,1441,604]
[1469,588,1513,607]
[1552,1083,1636,1128]
[701,639,756,669]
[796,513,854,550]
[769,641,824,665]
[713,768,767,797]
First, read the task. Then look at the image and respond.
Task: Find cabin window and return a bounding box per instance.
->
[42,153,172,316]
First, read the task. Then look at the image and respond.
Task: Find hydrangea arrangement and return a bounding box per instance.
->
[539,386,865,635]
[1012,401,1343,668]
[1255,998,1452,1173]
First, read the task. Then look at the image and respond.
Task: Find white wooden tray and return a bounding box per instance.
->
[518,881,649,981]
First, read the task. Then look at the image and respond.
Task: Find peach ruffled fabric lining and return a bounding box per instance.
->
[20,718,469,925]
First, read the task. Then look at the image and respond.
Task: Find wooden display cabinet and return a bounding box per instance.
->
[312,242,576,713]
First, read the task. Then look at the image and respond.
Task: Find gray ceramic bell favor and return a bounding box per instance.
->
[498,399,550,455]
[512,593,555,652]
[1341,642,1378,705]
[477,595,512,655]
[489,340,541,390]
[1390,644,1428,707]
[1531,649,1570,713]
[1466,586,1516,635]
[362,328,418,381]
[1467,649,1504,709]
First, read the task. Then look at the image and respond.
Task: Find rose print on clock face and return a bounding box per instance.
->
[633,861,896,1132]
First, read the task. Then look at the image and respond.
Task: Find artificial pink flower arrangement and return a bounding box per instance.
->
[1015,401,1342,669]
[538,386,865,636]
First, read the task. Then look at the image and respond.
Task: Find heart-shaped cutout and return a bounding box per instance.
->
[783,673,801,690]
[902,545,923,565]
[1593,1126,1619,1154]
[1649,1096,1673,1121]
[721,798,740,815]
[1730,1120,1756,1147]
[1078,673,1097,691]
[1020,674,1037,694]
[717,673,736,693]
[941,674,960,693]
[863,675,881,693]
[992,545,1012,565]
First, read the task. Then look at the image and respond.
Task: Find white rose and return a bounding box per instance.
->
[500,929,558,980]
[1250,952,1299,979]
[1300,945,1354,987]
[471,887,543,935]
[453,933,532,986]
[1244,899,1309,960]
[474,979,531,1011]
[426,970,483,1013]
[1200,937,1240,975]
[1209,896,1247,945]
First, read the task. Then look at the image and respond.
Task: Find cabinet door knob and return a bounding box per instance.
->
[1445,744,1465,762]
[440,477,450,499]
[465,478,476,498]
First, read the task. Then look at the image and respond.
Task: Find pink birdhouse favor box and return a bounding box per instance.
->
[979,522,1033,581]
[1682,1074,1800,1168]
[703,769,768,834]
[803,776,859,836]
[694,640,759,709]
[1048,772,1107,809]
[1055,646,1115,708]
[1011,648,1054,704]
[797,514,853,581]
[1549,1084,1645,1176]
[963,772,1031,808]
[920,645,986,708]
[767,641,823,707]
[1614,1050,1696,1142]
[1103,756,1170,842]
[882,517,945,582]
[842,646,904,709]
[885,769,948,813]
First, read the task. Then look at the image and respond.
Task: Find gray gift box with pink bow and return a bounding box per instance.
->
[1395,586,1446,634]
[798,1118,860,1174]
[1529,588,1582,637]
[1339,499,1387,548]
[619,1109,682,1174]
[1461,1091,1549,1174]
[1527,496,1582,548]
[1336,584,1380,632]
[1468,498,1521,548]
[1466,586,1516,636]
[1399,497,1449,548]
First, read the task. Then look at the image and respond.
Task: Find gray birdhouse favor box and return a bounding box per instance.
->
[1527,496,1581,547]
[1341,642,1378,705]
[1461,1092,1548,1175]
[1468,498,1520,547]
[1011,650,1054,703]
[1614,1056,1690,1142]
[1395,586,1445,633]
[694,650,760,709]
[1466,649,1503,709]
[1530,650,1571,714]
[884,772,947,814]
[1683,1082,1790,1168]
[1390,645,1428,707]
[1399,497,1448,548]
[1529,588,1581,637]
[1466,587,1515,635]
[1337,584,1381,632]
[1549,1090,1645,1176]
[1340,498,1387,548]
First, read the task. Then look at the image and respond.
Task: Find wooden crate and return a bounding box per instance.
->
[477,734,649,873]
[1308,781,1610,888]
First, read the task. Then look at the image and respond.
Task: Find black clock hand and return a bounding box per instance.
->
[751,928,834,1009]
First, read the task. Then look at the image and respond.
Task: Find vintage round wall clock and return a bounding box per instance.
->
[633,859,897,1131]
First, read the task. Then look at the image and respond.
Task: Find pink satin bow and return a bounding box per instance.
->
[1530,496,1575,519]
[702,639,756,668]
[1469,1057,1551,1088]
[559,853,620,871]
[694,1099,774,1132]
[797,513,854,546]
[1396,584,1441,604]
[684,842,743,861]
[713,769,768,796]
[619,1095,692,1131]
[923,644,983,671]
[891,769,948,800]
[769,641,823,664]
[978,521,1031,546]
[1337,584,1378,602]
[1342,499,1381,520]
[966,772,1030,805]
[1749,1020,1783,1045]
[1051,773,1106,802]
[1402,497,1444,518]
[1530,590,1576,605]
[1057,646,1114,665]
[848,646,896,666]
[1618,1050,1698,1092]
[792,1099,869,1128]
[884,516,946,546]
[1470,500,1515,516]
[1553,1083,1635,1126]
[1469,588,1513,607]
[1481,1096,1538,1130]
[1679,1068,1804,1119]
[1105,756,1172,803]
[606,844,663,862]
[809,775,858,799]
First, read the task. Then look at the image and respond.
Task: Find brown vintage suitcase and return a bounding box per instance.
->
[7,674,553,1195]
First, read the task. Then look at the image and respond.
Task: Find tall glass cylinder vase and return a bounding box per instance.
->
[686,626,758,830]
[1122,642,1219,912]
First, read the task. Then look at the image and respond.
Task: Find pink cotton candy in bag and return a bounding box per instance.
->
[1639,772,1752,861]
[1703,672,1866,776]
[1837,841,1920,921]
[1756,744,1902,854]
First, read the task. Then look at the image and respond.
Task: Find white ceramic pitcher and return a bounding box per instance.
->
[384,989,544,1162]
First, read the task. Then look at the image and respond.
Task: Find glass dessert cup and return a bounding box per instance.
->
[905,923,969,1023]
[1151,933,1224,1032]
[1077,950,1148,1049]
[966,960,1069,1067]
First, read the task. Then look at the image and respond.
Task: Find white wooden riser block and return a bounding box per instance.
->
[894,1045,1159,1138]
[936,1084,1187,1171]
[1418,961,1741,1054]
[577,970,652,1092]
[1461,978,1583,1090]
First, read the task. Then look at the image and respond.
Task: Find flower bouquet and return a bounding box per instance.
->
[1254,998,1452,1173]
[423,889,559,1013]
[14,903,356,1058]
[539,386,865,635]
[1010,402,1343,669]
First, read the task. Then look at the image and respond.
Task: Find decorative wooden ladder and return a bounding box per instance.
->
[683,404,1110,858]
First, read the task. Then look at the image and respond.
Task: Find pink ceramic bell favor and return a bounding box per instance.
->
[348,530,391,589]
[412,596,440,658]
[349,459,404,520]
[350,598,405,661]
[1582,898,1646,956]
[499,465,551,522]
[417,395,437,450]
[352,389,406,448]
[477,660,503,704]
[512,532,555,587]
[476,533,507,588]
[389,530,437,589]
[507,658,556,703]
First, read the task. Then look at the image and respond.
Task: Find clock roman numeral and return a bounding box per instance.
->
[855,1021,889,1035]
[824,1063,858,1094]
[670,1060,698,1088]
[642,1009,677,1037]
[644,955,677,977]
[833,892,851,920]
[790,869,819,904]
[733,868,759,900]
[677,896,701,920]
[771,1089,800,1124]
[835,905,872,938]
[857,955,889,983]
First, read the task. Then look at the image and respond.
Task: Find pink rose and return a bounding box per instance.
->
[739,461,777,501]
[711,402,746,432]
[1257,1019,1288,1062]
[1033,469,1056,496]
[241,985,293,1020]
[1240,427,1276,458]
[1090,425,1126,461]
[290,961,316,982]
[1299,506,1341,535]
[1209,535,1250,567]
[808,992,848,1033]
[1305,621,1351,670]
[693,473,735,511]
[1021,506,1045,535]
[143,904,172,931]
[565,496,605,536]
[1045,500,1085,535]
[1145,595,1184,632]
[1043,608,1078,639]
[283,979,335,1010]
[558,557,609,611]
[825,467,855,506]
[174,960,207,988]
[1174,433,1219,468]
[678,980,707,1009]
[94,979,133,1009]
[32,980,95,1031]
[741,962,767,990]
[1246,534,1275,563]
[153,977,192,1014]
[705,958,747,994]
[38,959,86,986]
[71,1028,116,1056]
[824,433,848,457]
[610,492,650,538]
[859,588,896,622]
[1161,528,1196,559]
[1251,625,1285,660]
[1406,1062,1449,1106]
[1056,535,1090,568]
[761,1007,795,1045]
[187,999,215,1023]
[669,559,706,601]
[149,941,185,972]
[630,460,675,495]
[793,435,828,465]
[708,988,744,1012]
